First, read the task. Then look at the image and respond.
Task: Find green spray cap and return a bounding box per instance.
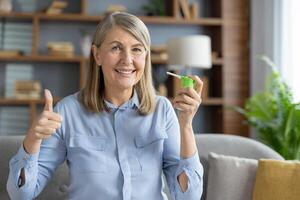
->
[166,72,195,88]
[181,76,195,88]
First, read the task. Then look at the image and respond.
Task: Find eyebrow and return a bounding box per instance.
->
[109,41,143,47]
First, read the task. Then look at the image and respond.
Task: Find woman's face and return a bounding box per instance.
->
[93,26,147,93]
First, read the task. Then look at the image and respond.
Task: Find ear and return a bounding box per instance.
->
[92,44,101,66]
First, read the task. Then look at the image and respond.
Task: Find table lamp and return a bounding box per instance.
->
[166,35,212,96]
[166,35,212,73]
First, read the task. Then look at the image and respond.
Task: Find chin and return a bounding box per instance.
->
[117,83,135,91]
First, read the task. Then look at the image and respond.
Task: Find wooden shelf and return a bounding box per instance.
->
[0,12,222,26]
[152,57,223,65]
[0,54,222,65]
[212,58,223,65]
[139,16,222,26]
[0,12,34,19]
[202,98,223,106]
[0,97,60,105]
[0,55,85,63]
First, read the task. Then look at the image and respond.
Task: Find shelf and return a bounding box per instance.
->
[0,97,60,105]
[0,54,223,67]
[152,57,223,65]
[0,55,85,63]
[39,13,222,26]
[0,13,222,26]
[212,58,223,65]
[139,16,222,26]
[0,12,34,19]
[202,98,223,106]
[38,13,99,22]
[0,54,223,65]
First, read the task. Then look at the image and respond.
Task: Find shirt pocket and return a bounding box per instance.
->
[68,135,108,173]
[134,130,168,172]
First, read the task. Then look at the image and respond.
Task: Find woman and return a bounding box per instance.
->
[7,12,203,200]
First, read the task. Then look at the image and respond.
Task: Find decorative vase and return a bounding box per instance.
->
[80,34,92,57]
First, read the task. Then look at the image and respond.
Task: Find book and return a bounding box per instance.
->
[178,0,191,20]
[14,80,41,91]
[5,64,33,98]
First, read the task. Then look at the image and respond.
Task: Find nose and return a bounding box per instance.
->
[121,49,133,65]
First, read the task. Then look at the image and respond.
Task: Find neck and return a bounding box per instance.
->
[104,87,133,106]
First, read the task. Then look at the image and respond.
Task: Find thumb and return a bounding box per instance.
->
[44,89,53,112]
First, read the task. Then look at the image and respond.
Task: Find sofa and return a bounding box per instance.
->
[0,134,283,200]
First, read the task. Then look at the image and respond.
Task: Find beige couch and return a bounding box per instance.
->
[0,134,283,200]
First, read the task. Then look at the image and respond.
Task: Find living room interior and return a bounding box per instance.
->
[0,0,299,200]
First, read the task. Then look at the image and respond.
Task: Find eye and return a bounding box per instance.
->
[132,47,145,55]
[132,47,142,52]
[111,45,122,52]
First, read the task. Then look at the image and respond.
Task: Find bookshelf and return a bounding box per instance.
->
[0,0,249,136]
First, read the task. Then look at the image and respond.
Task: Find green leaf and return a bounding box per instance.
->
[234,56,300,160]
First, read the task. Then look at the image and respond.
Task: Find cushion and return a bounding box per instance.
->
[252,159,300,200]
[206,152,258,200]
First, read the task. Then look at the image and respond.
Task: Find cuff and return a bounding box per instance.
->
[178,152,203,175]
[16,144,39,168]
[10,145,39,188]
[175,152,203,195]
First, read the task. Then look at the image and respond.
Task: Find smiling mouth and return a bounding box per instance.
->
[115,69,136,75]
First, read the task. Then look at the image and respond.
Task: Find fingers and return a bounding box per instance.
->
[174,87,201,104]
[187,75,203,95]
[173,75,203,112]
[42,111,63,123]
[173,89,201,111]
[38,116,62,129]
[35,126,56,136]
[32,113,63,139]
[44,89,53,112]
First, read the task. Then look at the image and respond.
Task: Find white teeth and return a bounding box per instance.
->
[116,69,134,74]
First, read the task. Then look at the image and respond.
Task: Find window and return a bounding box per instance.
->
[280,0,300,102]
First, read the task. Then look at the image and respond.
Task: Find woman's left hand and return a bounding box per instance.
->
[173,75,203,126]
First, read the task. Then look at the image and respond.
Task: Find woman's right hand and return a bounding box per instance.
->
[23,89,63,154]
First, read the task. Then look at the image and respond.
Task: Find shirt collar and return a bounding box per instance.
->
[104,90,140,111]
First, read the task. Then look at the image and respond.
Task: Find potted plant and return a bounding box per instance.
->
[141,0,165,16]
[235,56,300,160]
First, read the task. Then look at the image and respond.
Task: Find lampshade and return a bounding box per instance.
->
[166,35,212,69]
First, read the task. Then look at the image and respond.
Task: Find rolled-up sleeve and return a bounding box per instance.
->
[6,103,66,200]
[162,99,203,200]
[174,152,203,199]
[7,145,39,200]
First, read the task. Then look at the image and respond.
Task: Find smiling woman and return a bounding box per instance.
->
[7,12,204,200]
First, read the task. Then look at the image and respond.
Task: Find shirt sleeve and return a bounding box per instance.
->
[6,104,67,200]
[162,99,203,200]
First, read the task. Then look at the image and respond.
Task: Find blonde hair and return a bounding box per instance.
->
[80,12,156,115]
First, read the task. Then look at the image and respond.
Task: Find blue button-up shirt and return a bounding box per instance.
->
[7,92,203,200]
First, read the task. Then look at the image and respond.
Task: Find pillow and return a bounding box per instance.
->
[206,152,258,200]
[252,159,300,200]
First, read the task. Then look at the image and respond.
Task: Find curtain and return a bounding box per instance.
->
[280,0,300,102]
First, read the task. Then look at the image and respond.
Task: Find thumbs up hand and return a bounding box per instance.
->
[30,89,62,140]
[24,89,63,154]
